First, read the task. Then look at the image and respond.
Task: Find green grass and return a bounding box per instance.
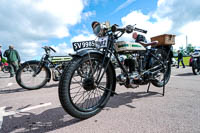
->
[175,56,190,66]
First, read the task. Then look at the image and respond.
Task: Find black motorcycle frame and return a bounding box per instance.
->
[71,28,173,96]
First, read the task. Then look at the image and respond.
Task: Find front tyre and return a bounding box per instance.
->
[192,60,200,75]
[59,54,114,119]
[16,61,50,90]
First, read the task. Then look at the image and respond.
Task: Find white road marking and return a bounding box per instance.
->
[7,82,13,87]
[0,102,52,129]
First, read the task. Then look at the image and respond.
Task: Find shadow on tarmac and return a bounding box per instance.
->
[0,87,27,94]
[106,91,161,109]
[43,83,59,88]
[175,72,194,76]
[0,89,161,132]
[0,106,81,133]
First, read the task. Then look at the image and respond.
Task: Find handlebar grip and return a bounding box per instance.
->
[134,27,147,34]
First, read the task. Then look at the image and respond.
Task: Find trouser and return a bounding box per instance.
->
[9,61,19,76]
[177,59,185,68]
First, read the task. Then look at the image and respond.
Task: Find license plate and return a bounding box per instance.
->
[72,40,95,51]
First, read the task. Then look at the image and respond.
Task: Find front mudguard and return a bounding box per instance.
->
[192,59,200,69]
[20,60,51,82]
[70,49,117,96]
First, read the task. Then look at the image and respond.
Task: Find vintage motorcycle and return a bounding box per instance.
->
[16,46,72,90]
[191,50,200,75]
[58,21,173,119]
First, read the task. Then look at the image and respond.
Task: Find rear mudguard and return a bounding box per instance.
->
[70,49,117,96]
[155,46,173,63]
[20,60,51,82]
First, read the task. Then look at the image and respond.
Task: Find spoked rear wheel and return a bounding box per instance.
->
[151,49,171,87]
[59,54,114,119]
[16,61,50,90]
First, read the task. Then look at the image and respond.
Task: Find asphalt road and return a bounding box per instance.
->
[0,67,200,133]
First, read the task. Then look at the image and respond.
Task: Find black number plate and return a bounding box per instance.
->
[72,40,96,51]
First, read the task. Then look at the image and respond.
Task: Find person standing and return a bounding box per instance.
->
[177,50,185,68]
[0,45,3,71]
[3,45,21,77]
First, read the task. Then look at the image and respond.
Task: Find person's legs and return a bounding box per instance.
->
[13,61,19,73]
[181,59,185,68]
[9,62,15,77]
[177,59,180,68]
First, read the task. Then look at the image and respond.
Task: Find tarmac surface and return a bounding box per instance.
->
[0,67,200,133]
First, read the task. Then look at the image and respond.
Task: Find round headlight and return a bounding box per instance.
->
[92,21,103,37]
[93,24,101,36]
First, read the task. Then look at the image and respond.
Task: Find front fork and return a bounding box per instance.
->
[33,62,44,76]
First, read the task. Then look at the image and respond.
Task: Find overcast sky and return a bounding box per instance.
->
[0,0,200,61]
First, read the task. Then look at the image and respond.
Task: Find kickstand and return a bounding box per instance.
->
[162,81,165,96]
[147,82,151,93]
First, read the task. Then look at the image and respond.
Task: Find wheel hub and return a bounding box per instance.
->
[82,78,96,91]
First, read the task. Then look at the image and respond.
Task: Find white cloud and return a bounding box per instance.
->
[121,10,172,42]
[82,11,96,20]
[175,21,200,49]
[120,0,200,50]
[51,42,74,56]
[70,33,96,43]
[112,0,136,14]
[0,0,86,61]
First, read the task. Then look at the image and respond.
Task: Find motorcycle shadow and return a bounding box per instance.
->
[1,106,80,133]
[175,73,194,76]
[106,90,161,109]
[43,83,59,88]
[0,87,27,94]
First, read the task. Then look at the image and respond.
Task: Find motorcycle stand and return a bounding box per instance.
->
[147,82,165,96]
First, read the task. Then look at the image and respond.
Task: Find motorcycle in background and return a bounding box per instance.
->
[2,62,10,73]
[191,50,200,75]
[16,46,72,90]
[58,21,174,119]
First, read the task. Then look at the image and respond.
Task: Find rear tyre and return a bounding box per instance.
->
[59,54,114,119]
[16,61,50,90]
[151,49,171,87]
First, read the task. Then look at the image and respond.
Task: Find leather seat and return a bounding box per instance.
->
[139,41,158,47]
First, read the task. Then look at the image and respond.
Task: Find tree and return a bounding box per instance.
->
[186,44,195,54]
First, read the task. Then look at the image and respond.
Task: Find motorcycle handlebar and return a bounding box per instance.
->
[49,46,56,53]
[134,27,147,34]
[42,46,56,53]
[111,24,147,34]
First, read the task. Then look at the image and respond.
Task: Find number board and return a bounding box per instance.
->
[96,36,108,48]
[72,40,95,51]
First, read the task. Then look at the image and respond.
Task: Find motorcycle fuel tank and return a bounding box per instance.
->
[114,41,146,53]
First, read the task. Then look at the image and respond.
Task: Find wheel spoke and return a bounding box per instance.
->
[65,55,111,114]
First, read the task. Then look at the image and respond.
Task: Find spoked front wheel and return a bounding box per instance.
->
[59,54,114,119]
[16,61,50,90]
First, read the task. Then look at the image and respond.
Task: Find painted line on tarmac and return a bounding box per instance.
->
[7,82,14,87]
[0,102,52,129]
